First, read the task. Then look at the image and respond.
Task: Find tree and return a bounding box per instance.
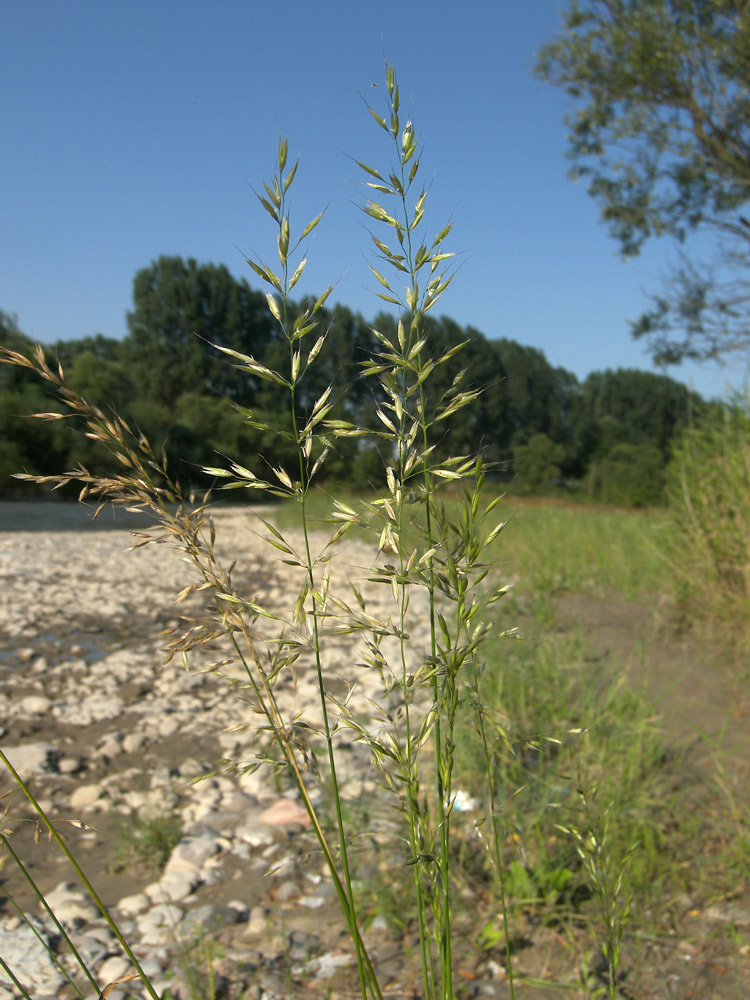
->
[124,256,278,408]
[536,1,750,364]
[568,367,705,473]
[491,339,578,459]
[512,433,565,494]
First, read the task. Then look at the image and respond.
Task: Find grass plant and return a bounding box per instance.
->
[0,63,745,1000]
[663,394,750,651]
[276,489,670,601]
[109,806,183,876]
[0,64,517,1000]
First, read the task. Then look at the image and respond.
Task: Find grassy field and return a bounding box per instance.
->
[273,488,750,995]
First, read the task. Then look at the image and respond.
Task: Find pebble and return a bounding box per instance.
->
[147,868,199,903]
[116,893,151,917]
[17,694,52,714]
[244,905,268,937]
[135,903,185,947]
[288,929,320,960]
[69,782,105,809]
[259,797,312,828]
[96,956,131,985]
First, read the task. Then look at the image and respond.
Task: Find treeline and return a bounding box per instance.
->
[1,256,710,506]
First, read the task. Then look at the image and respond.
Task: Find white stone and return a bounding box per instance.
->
[43,883,99,925]
[234,817,274,848]
[1,741,58,779]
[121,731,148,754]
[70,783,105,809]
[96,956,131,986]
[150,869,198,903]
[0,915,64,995]
[17,694,52,714]
[135,903,184,947]
[244,905,268,937]
[165,832,221,875]
[157,716,180,738]
[116,893,150,918]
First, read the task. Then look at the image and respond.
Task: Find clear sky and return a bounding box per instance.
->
[2,0,746,401]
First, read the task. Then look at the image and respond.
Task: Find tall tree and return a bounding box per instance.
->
[536,1,750,363]
[124,256,278,407]
[491,339,578,456]
[570,367,705,470]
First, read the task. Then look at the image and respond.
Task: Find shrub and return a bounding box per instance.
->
[664,395,750,647]
[589,442,665,508]
[512,432,564,495]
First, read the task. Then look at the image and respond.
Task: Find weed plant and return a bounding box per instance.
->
[451,609,697,988]
[109,807,183,876]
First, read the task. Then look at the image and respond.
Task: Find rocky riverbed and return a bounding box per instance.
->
[0,502,491,1000]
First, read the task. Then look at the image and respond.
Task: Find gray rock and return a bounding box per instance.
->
[2,741,59,779]
[165,831,221,874]
[149,868,199,903]
[235,814,274,848]
[137,955,167,979]
[274,879,302,902]
[135,903,184,947]
[0,914,64,996]
[287,929,320,961]
[180,904,240,936]
[73,934,109,968]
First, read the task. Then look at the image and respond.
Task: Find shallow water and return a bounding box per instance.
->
[0,500,160,532]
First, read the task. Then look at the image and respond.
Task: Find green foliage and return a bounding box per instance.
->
[536,0,750,363]
[66,348,133,411]
[452,607,694,999]
[125,255,278,407]
[664,395,750,647]
[569,367,705,473]
[492,338,577,457]
[0,305,705,501]
[512,433,565,495]
[589,442,666,507]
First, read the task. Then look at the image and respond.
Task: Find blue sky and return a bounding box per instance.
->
[2,0,746,401]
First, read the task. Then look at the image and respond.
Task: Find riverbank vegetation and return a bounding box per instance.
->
[0,294,709,507]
